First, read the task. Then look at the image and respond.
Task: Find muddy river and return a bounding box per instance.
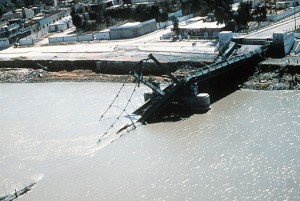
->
[0,82,299,200]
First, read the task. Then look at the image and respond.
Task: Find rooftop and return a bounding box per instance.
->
[179,17,225,29]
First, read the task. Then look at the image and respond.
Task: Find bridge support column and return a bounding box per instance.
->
[218,31,233,50]
[271,32,295,57]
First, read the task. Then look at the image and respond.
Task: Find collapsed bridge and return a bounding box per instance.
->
[98,40,269,142]
[131,44,268,124]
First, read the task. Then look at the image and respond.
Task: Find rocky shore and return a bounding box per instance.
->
[242,57,300,90]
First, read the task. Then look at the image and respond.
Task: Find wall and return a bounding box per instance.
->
[131,0,165,3]
[110,19,157,39]
[24,8,34,19]
[49,23,68,32]
[168,10,183,19]
[19,38,34,46]
[19,29,48,46]
[294,33,300,38]
[49,34,94,43]
[267,6,300,21]
[0,38,9,48]
[94,31,110,40]
[78,34,94,41]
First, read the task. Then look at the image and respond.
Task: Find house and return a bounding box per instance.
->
[48,16,73,32]
[174,17,225,38]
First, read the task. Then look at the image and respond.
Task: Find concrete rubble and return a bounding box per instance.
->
[0,68,47,83]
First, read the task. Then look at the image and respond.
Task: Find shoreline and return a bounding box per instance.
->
[242,58,300,90]
[0,68,169,83]
[1,56,299,90]
[1,66,299,91]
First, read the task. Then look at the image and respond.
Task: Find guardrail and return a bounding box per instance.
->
[237,8,300,36]
[188,47,264,80]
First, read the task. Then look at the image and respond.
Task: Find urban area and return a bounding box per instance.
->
[0,0,299,88]
[0,0,300,200]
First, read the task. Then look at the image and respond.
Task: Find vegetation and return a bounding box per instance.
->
[0,0,270,33]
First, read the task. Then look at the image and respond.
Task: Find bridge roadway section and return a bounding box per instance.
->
[239,15,300,39]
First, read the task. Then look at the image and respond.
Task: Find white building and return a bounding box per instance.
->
[176,17,225,38]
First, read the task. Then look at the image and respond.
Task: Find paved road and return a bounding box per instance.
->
[0,25,217,63]
[242,14,300,39]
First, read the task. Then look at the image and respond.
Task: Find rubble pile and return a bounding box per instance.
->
[0,68,47,83]
[243,69,300,90]
[0,68,166,83]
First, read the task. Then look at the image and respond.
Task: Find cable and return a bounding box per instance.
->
[99,76,130,121]
[98,82,139,142]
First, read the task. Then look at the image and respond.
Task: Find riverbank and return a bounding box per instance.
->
[0,68,168,83]
[1,58,300,90]
[242,57,300,90]
[0,66,299,90]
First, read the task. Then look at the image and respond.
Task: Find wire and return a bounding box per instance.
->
[99,76,130,121]
[98,82,139,142]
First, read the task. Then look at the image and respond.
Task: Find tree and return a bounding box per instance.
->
[234,2,251,31]
[252,5,267,24]
[71,8,83,29]
[172,16,179,35]
[210,0,232,27]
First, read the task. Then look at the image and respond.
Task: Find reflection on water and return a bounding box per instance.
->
[0,83,299,200]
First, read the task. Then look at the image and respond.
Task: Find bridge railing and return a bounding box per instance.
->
[187,47,264,80]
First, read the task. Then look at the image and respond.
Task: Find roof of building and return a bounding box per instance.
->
[179,17,225,29]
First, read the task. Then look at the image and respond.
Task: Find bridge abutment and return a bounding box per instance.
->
[218,31,233,50]
[270,32,294,57]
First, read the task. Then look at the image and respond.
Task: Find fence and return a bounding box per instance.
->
[49,34,94,44]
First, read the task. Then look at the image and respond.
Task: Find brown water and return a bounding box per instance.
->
[0,82,299,200]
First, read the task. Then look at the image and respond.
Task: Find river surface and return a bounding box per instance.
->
[0,82,299,200]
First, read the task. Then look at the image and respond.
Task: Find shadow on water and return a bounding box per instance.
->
[147,62,257,124]
[199,61,257,104]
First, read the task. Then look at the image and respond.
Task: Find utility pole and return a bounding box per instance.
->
[294,0,297,31]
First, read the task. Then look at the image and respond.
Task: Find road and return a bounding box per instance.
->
[0,25,217,63]
[243,14,300,39]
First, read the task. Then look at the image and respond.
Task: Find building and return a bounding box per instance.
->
[110,19,157,39]
[48,16,73,32]
[174,17,225,38]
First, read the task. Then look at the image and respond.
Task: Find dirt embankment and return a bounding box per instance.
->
[0,68,167,83]
[1,63,300,91]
